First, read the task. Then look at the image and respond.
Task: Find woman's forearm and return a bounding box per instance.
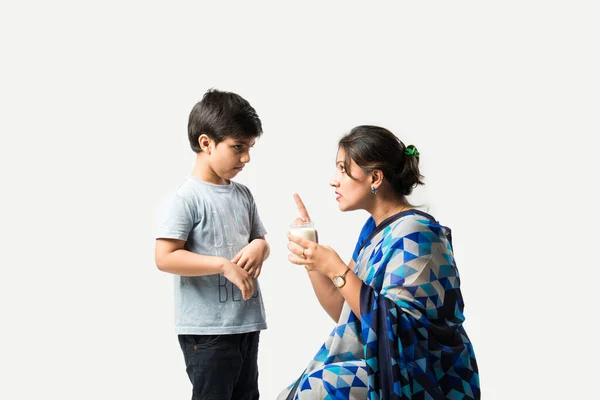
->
[327,268,362,318]
[307,259,357,322]
[307,270,345,322]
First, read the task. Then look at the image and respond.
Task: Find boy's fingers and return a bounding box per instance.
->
[231,250,243,264]
[239,280,250,300]
[249,264,260,279]
[293,193,311,222]
[245,280,255,300]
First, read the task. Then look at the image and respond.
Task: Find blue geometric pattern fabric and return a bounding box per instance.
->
[278,210,479,399]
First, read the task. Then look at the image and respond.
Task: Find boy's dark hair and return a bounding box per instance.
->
[339,125,425,197]
[188,88,263,153]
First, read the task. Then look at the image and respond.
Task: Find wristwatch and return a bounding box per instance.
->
[332,268,351,288]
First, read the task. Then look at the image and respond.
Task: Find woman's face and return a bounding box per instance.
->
[329,148,372,212]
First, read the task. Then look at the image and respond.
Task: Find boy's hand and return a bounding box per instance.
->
[221,260,255,301]
[231,239,268,279]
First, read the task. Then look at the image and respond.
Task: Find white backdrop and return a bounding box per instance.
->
[1,1,599,399]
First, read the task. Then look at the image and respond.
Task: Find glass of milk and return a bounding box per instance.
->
[288,221,317,266]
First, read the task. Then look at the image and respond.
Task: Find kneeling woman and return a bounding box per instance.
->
[278,125,480,400]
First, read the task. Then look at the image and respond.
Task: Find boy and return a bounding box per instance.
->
[155,88,269,400]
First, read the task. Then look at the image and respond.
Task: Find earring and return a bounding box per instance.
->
[371,186,377,194]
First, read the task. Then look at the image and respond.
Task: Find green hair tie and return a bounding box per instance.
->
[404,147,420,157]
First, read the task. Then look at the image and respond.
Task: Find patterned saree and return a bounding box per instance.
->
[278,210,480,400]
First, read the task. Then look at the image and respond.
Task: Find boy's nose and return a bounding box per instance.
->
[241,153,251,163]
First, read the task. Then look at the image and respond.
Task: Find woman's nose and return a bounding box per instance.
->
[329,173,340,187]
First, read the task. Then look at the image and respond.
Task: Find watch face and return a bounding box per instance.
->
[333,276,344,288]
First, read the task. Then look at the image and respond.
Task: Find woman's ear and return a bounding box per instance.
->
[371,170,384,188]
[198,134,212,154]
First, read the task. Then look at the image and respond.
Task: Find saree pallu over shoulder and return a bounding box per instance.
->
[357,211,480,399]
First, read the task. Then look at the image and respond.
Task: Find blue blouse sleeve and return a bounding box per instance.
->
[352,217,376,262]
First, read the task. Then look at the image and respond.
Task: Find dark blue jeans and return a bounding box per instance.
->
[178,332,260,400]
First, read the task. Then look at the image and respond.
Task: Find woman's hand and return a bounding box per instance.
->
[289,193,345,276]
[291,193,319,242]
[293,193,310,223]
[287,233,346,279]
[288,194,349,322]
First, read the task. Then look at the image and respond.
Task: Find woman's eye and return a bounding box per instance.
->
[340,166,346,173]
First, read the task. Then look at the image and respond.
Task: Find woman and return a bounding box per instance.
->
[278,126,480,399]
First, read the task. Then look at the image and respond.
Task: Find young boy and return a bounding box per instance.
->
[155,88,269,400]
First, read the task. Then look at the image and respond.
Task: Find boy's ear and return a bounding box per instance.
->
[198,134,212,154]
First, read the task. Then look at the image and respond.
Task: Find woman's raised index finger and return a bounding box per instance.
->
[293,193,311,222]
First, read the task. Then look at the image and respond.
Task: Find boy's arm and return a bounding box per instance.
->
[155,238,224,276]
[253,236,270,260]
[155,238,256,300]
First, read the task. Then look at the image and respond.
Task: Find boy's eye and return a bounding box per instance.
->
[233,145,243,151]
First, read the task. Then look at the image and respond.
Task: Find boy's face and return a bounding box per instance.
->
[208,136,256,181]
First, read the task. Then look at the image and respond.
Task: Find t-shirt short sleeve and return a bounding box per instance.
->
[155,194,195,241]
[352,217,376,262]
[248,192,267,241]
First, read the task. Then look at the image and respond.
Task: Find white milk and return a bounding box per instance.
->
[289,222,317,260]
[288,227,317,242]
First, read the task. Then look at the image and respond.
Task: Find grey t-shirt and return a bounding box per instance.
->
[156,176,268,335]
